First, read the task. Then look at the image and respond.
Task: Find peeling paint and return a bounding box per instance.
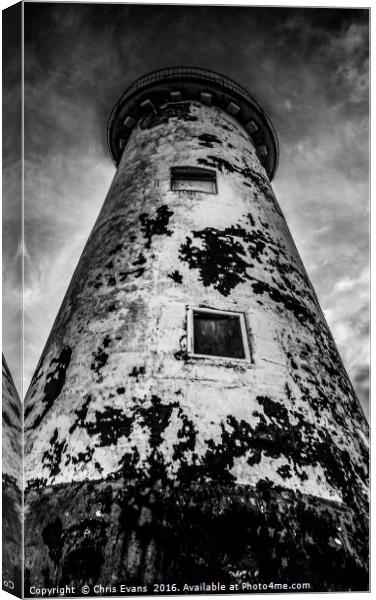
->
[140,205,174,249]
[28,346,72,430]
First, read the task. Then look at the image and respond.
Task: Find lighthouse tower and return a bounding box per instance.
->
[2,356,22,596]
[24,67,368,593]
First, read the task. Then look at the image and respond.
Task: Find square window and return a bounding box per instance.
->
[187,307,250,361]
[171,166,217,194]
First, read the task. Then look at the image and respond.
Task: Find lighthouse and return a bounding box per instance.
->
[2,355,22,596]
[24,67,368,593]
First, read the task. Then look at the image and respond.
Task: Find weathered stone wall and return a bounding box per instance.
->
[24,101,369,592]
[25,478,367,593]
[2,355,22,596]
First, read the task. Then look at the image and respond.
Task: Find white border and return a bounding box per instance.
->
[0,2,371,600]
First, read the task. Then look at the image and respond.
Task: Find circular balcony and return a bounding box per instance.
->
[107,66,279,180]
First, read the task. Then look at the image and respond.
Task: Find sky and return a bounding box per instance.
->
[2,3,369,417]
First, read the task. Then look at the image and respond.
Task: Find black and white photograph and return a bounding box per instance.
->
[2,2,370,597]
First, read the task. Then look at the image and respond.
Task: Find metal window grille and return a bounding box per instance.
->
[171,166,217,194]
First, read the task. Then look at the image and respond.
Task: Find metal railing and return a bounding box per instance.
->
[117,66,262,109]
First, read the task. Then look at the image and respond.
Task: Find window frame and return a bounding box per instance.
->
[170,166,218,194]
[187,306,251,362]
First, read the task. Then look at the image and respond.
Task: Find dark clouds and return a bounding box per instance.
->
[2,2,22,392]
[6,4,368,414]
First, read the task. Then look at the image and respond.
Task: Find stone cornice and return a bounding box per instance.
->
[107,66,279,180]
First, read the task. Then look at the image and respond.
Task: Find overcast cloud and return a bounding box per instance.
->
[2,4,369,416]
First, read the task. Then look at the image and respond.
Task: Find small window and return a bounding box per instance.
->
[187,307,250,361]
[171,166,217,194]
